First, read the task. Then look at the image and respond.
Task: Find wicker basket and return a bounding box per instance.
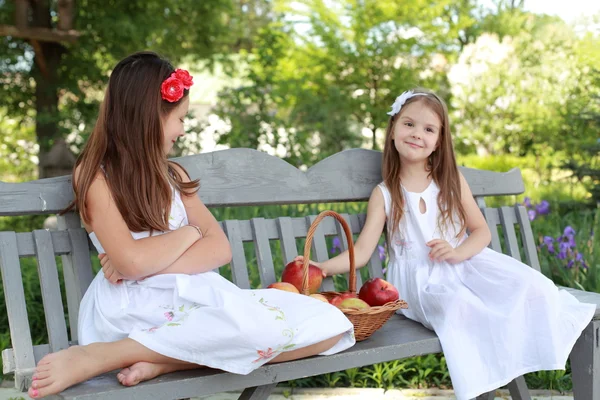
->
[301,210,408,341]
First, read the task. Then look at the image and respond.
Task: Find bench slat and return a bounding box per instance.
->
[0,150,526,214]
[515,205,542,272]
[250,218,276,288]
[336,213,362,289]
[0,232,35,382]
[15,231,72,257]
[498,207,522,261]
[348,214,368,289]
[276,217,298,265]
[68,228,95,300]
[481,208,502,252]
[33,230,69,353]
[57,214,83,341]
[306,215,335,292]
[358,214,384,280]
[223,220,251,289]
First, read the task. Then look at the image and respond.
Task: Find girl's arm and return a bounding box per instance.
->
[453,172,491,260]
[307,187,387,276]
[149,165,232,275]
[85,173,202,280]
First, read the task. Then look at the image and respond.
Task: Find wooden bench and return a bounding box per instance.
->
[1,148,599,400]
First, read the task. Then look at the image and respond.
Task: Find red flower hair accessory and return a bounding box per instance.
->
[161,68,194,103]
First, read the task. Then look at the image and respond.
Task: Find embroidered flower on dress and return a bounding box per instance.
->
[253,347,275,362]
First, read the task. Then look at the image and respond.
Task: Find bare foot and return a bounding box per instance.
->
[117,361,200,386]
[117,362,172,386]
[28,346,102,398]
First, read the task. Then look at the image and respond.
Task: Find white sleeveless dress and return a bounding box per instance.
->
[378,182,594,400]
[77,188,355,374]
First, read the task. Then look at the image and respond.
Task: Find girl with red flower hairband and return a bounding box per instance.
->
[27,51,355,399]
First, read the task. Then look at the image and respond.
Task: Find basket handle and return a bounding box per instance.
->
[302,210,356,295]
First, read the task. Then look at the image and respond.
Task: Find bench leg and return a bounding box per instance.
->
[506,375,531,400]
[472,375,530,400]
[475,391,495,400]
[238,383,277,400]
[571,320,600,400]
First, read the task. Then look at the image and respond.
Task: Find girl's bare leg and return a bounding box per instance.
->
[117,333,344,387]
[30,334,344,397]
[29,339,189,398]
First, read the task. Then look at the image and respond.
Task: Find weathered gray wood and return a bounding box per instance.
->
[514,205,542,272]
[0,150,590,400]
[223,220,251,289]
[336,213,362,289]
[506,376,531,400]
[2,341,74,375]
[571,320,600,400]
[33,230,69,353]
[57,214,83,341]
[306,215,334,292]
[15,230,72,257]
[498,207,522,261]
[481,208,502,252]
[474,196,487,208]
[560,287,600,318]
[460,166,525,197]
[250,218,276,288]
[56,317,441,400]
[357,214,384,279]
[276,217,297,264]
[0,149,526,215]
[68,228,95,299]
[475,392,494,400]
[0,232,35,388]
[0,175,74,215]
[238,383,277,400]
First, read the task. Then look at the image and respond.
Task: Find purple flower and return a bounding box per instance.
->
[378,245,386,262]
[558,230,576,249]
[331,237,342,253]
[567,259,575,268]
[535,200,550,215]
[542,236,555,253]
[528,210,536,221]
[576,252,589,269]
[563,226,576,237]
[523,197,532,207]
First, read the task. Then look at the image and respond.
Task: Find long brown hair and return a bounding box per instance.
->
[382,88,466,238]
[63,51,199,232]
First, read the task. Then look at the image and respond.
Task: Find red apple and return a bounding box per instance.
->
[329,292,357,307]
[358,278,399,307]
[267,282,300,294]
[281,260,323,294]
[337,297,370,310]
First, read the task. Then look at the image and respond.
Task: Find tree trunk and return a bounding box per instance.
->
[371,127,378,151]
[28,0,72,178]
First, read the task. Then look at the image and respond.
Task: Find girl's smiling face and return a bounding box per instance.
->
[393,100,441,165]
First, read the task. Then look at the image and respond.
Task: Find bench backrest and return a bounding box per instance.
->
[0,148,536,390]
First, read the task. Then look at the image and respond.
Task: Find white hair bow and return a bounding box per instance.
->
[387,90,427,116]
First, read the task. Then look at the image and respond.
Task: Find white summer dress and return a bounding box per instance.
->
[77,187,355,374]
[378,181,594,400]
